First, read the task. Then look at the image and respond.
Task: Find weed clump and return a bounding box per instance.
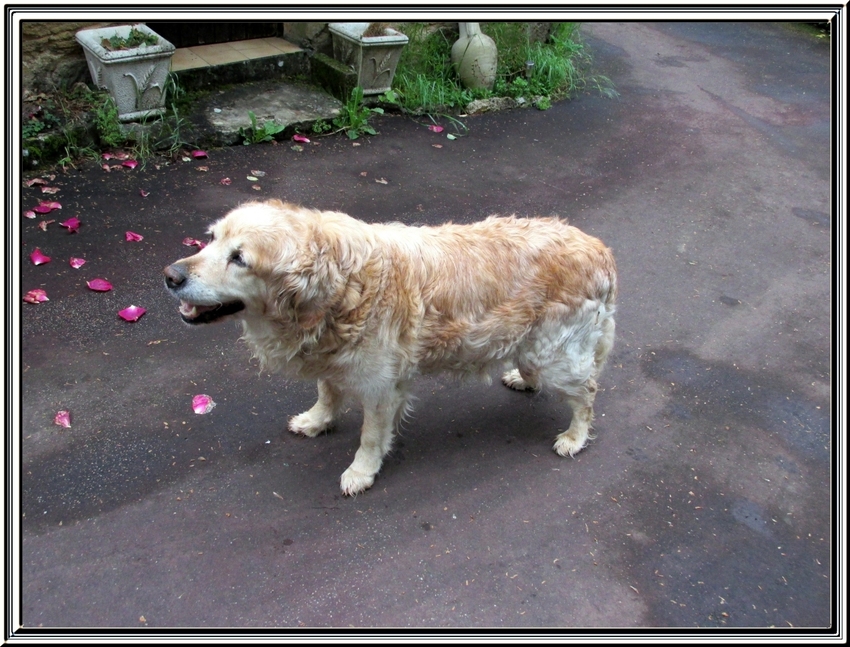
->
[391,22,615,114]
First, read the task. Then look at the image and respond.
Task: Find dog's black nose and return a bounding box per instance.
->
[164,264,187,290]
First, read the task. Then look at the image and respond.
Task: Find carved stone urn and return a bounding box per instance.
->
[328,22,409,95]
[451,22,498,91]
[75,24,175,122]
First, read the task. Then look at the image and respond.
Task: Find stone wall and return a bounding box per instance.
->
[20,22,126,94]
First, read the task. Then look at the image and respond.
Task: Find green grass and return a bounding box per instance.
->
[390,22,615,114]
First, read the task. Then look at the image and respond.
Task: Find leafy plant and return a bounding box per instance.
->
[332,86,383,140]
[311,119,333,135]
[534,96,552,110]
[23,117,47,139]
[391,22,615,114]
[101,27,158,51]
[240,111,286,145]
[392,23,479,114]
[93,94,124,148]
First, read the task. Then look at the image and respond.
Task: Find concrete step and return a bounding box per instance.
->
[171,37,311,90]
[166,38,344,148]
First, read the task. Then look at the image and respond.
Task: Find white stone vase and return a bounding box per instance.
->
[328,23,409,95]
[75,24,175,122]
[451,23,497,91]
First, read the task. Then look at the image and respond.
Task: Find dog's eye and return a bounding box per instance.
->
[229,250,247,267]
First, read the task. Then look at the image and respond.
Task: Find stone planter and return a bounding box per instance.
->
[328,23,408,95]
[75,24,175,122]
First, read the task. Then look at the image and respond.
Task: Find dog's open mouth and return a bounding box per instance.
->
[179,299,245,324]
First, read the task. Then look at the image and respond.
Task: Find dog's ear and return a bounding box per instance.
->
[277,226,345,330]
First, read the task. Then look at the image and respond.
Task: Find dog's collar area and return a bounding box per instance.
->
[179,300,245,324]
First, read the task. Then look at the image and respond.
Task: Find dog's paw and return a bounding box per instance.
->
[288,412,331,438]
[501,369,536,391]
[553,432,587,458]
[340,467,376,496]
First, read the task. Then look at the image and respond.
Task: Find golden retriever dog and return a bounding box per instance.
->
[164,200,617,495]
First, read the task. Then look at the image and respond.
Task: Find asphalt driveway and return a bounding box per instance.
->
[17,22,833,632]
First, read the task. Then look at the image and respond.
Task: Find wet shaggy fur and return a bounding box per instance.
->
[164,199,617,495]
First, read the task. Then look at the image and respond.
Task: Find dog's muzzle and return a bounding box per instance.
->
[163,263,245,324]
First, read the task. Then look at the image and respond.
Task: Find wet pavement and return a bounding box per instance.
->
[17,22,833,631]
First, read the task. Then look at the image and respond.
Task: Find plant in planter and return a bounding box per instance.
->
[328,22,409,95]
[100,26,159,51]
[76,23,175,122]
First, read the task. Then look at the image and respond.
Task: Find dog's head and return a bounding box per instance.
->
[163,200,347,328]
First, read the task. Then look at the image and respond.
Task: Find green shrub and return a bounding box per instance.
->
[390,22,614,114]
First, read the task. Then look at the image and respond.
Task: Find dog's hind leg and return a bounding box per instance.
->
[551,311,614,456]
[553,381,597,457]
[340,383,410,496]
[289,379,344,437]
[533,301,615,458]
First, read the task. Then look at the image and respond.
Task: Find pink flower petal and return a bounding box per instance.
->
[182,237,207,249]
[192,394,216,415]
[60,216,81,233]
[192,150,208,158]
[31,200,62,214]
[30,248,50,265]
[24,210,36,219]
[23,289,49,304]
[118,305,146,322]
[70,257,86,269]
[25,177,48,187]
[427,125,444,133]
[125,231,144,242]
[292,134,310,143]
[122,159,138,169]
[38,220,55,231]
[102,164,111,173]
[102,152,114,160]
[220,177,232,185]
[139,189,150,197]
[54,410,71,428]
[86,278,113,292]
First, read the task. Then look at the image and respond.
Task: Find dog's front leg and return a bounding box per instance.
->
[340,387,406,496]
[289,379,343,437]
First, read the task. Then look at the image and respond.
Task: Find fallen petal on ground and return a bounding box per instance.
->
[60,216,81,233]
[192,394,216,414]
[118,305,146,322]
[30,248,51,265]
[182,237,206,249]
[86,278,113,292]
[23,289,49,304]
[54,410,71,428]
